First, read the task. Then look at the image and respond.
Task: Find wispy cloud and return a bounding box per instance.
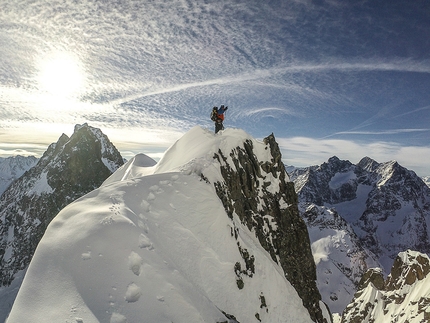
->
[393,105,430,118]
[322,128,430,138]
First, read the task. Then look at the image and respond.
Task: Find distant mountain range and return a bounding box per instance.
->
[289,156,430,318]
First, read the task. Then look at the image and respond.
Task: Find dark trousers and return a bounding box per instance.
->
[215,121,224,133]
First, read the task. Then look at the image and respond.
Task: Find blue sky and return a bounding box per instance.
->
[1,0,429,175]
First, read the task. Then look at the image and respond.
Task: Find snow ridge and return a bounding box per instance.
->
[7,127,326,323]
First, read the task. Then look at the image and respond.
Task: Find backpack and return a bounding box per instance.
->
[210,107,218,121]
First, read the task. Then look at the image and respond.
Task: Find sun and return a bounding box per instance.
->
[37,51,86,99]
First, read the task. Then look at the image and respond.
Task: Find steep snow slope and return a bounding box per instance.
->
[8,127,322,323]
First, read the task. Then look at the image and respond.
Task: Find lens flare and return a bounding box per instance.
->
[36,51,86,99]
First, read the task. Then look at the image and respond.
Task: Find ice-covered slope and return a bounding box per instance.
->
[0,156,38,195]
[7,127,329,323]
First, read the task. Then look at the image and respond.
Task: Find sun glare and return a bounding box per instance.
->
[37,52,86,99]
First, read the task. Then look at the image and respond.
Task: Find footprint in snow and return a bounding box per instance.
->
[109,204,121,216]
[128,251,143,276]
[140,199,150,212]
[159,180,171,186]
[125,283,141,303]
[110,312,127,323]
[81,251,91,260]
[138,233,153,250]
[137,220,149,233]
[149,184,164,194]
[147,192,156,201]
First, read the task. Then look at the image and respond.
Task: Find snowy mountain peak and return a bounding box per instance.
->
[341,250,430,323]
[423,176,430,187]
[357,156,379,172]
[0,124,124,321]
[7,126,331,323]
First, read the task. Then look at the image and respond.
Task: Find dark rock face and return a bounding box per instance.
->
[356,268,385,291]
[0,124,124,287]
[210,134,328,323]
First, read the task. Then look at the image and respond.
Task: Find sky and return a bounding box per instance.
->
[1,0,429,175]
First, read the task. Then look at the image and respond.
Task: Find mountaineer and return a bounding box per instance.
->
[210,105,228,134]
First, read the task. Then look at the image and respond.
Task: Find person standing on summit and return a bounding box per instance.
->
[210,105,228,134]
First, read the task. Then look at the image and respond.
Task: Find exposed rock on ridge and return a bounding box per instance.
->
[210,133,329,323]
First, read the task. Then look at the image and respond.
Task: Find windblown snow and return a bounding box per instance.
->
[7,127,312,323]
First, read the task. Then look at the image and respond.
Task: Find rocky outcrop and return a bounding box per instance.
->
[0,123,124,287]
[210,134,329,323]
[341,250,430,323]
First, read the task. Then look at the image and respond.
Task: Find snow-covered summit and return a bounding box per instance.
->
[8,126,330,323]
[423,175,430,188]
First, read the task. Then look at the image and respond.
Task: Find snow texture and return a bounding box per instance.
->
[7,127,313,323]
